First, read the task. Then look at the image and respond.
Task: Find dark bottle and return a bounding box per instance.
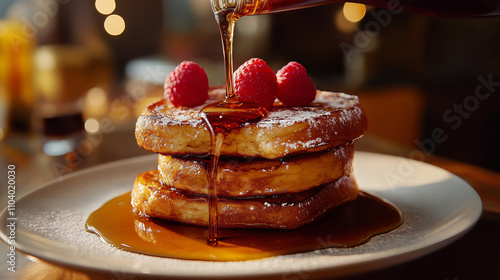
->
[212,0,500,17]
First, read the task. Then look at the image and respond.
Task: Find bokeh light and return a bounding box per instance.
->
[85,118,100,134]
[343,3,366,23]
[104,14,125,36]
[95,0,116,15]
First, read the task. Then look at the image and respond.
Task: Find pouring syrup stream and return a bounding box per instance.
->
[215,8,238,102]
[199,5,267,246]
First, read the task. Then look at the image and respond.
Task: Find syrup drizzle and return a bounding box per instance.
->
[199,100,267,245]
[213,8,238,102]
[199,6,268,245]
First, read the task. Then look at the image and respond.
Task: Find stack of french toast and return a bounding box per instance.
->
[132,86,367,229]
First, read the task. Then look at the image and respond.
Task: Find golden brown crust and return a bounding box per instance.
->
[135,88,367,159]
[158,144,354,197]
[131,170,359,229]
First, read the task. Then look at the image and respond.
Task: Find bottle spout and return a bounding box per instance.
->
[211,0,268,16]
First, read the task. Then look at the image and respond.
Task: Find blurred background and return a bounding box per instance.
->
[1,0,499,173]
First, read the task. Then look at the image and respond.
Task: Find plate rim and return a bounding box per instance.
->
[0,152,483,279]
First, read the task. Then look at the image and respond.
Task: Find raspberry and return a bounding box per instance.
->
[164,61,209,107]
[276,61,316,106]
[234,58,278,109]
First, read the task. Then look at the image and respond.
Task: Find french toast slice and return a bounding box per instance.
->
[158,144,354,197]
[135,88,367,159]
[131,170,359,229]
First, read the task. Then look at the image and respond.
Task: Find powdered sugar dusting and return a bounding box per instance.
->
[147,91,359,129]
[258,109,328,128]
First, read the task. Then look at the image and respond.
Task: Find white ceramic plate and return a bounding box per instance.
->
[0,152,482,279]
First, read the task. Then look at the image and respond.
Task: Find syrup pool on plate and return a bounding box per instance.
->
[86,191,402,261]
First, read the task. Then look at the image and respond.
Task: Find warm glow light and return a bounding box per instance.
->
[104,14,125,36]
[87,87,107,107]
[343,3,366,23]
[34,48,57,71]
[84,87,108,117]
[85,118,100,134]
[95,0,116,15]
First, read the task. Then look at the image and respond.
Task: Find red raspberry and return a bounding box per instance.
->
[234,58,278,109]
[164,61,209,107]
[276,61,316,106]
